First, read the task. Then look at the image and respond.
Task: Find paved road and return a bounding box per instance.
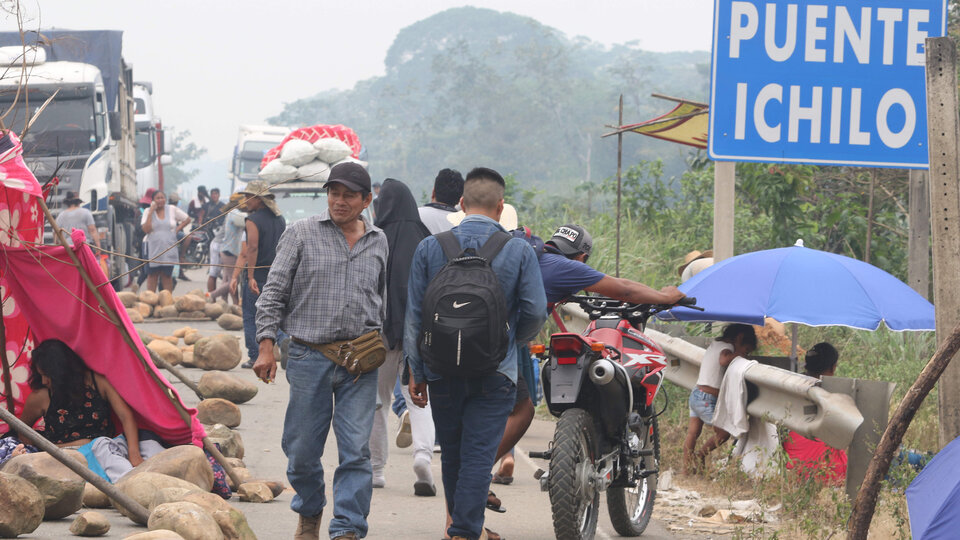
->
[25,268,677,539]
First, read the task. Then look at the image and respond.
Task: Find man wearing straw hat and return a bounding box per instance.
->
[55,191,101,252]
[235,180,286,370]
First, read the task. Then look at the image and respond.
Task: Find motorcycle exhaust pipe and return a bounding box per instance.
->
[589,359,616,386]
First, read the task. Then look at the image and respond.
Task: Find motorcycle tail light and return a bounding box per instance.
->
[551,335,584,365]
[590,342,605,352]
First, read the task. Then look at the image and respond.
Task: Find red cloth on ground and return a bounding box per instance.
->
[783,430,847,484]
[0,229,204,445]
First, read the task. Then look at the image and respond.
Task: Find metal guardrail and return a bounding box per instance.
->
[556,304,865,449]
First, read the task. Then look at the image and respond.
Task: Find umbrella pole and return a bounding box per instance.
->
[37,197,194,430]
[790,324,799,372]
[0,404,151,523]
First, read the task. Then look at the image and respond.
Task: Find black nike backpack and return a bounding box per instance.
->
[419,230,511,377]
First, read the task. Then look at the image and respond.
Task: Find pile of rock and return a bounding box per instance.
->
[0,438,283,537]
[141,329,243,372]
[118,289,242,329]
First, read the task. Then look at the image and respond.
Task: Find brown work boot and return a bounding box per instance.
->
[294,512,321,540]
[332,533,358,540]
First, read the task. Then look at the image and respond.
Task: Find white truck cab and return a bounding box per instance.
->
[229,124,291,193]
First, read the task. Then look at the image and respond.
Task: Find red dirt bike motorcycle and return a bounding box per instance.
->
[530,295,700,539]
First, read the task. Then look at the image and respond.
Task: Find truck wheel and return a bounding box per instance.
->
[110,223,127,291]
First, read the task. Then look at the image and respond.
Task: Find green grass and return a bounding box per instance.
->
[521,204,938,537]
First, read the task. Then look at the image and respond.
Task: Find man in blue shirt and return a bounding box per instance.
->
[492,224,685,487]
[405,167,547,540]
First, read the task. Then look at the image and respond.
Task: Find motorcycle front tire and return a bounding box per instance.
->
[607,416,660,536]
[549,408,600,540]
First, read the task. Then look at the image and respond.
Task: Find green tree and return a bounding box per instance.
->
[162,130,207,193]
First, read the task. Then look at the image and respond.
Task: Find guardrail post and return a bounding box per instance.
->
[821,377,896,501]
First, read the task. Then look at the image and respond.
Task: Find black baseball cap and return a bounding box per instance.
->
[323,162,371,192]
[547,224,593,257]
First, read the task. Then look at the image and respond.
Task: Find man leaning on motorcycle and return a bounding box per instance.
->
[491,223,686,505]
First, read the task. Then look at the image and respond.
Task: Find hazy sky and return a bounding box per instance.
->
[0,1,714,165]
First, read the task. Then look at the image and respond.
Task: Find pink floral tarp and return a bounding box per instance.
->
[0,227,204,445]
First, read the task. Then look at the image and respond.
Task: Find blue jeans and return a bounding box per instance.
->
[282,341,378,538]
[242,279,260,363]
[689,388,718,425]
[242,278,286,363]
[391,377,407,418]
[429,373,516,540]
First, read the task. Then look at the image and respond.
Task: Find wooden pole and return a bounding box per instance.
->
[0,404,150,523]
[146,348,203,401]
[908,169,931,299]
[38,199,240,485]
[847,320,960,539]
[0,311,14,413]
[616,94,623,278]
[203,436,242,490]
[865,170,876,264]
[37,198,194,430]
[712,161,736,262]
[924,37,960,448]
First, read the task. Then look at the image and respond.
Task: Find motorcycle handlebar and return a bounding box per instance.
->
[568,295,702,314]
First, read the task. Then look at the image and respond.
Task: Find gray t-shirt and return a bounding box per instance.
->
[56,207,96,236]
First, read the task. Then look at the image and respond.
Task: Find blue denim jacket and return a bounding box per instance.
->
[404,215,547,384]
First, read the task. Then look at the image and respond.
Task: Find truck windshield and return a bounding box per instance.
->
[274,192,328,224]
[239,141,278,175]
[1,96,97,157]
[135,129,156,169]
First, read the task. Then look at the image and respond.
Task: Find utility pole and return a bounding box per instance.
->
[908,169,930,299]
[925,37,960,448]
[713,161,735,262]
[615,94,623,277]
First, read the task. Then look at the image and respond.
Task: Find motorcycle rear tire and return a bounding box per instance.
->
[549,408,600,540]
[607,416,660,536]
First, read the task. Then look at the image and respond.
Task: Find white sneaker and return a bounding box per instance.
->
[395,410,412,448]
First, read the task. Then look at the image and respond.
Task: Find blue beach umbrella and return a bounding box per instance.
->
[660,242,935,331]
[906,435,960,539]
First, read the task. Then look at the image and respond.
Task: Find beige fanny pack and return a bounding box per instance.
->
[293,330,386,379]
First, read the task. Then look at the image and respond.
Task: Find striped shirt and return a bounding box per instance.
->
[255,210,387,345]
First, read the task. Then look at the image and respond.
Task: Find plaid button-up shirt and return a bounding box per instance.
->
[255,210,387,345]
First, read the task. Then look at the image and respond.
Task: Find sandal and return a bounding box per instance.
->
[486,490,506,513]
[485,528,503,540]
[492,473,513,485]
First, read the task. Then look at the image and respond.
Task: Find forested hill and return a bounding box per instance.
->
[269,7,709,197]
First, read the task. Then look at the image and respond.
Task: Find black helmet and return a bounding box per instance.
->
[547,224,593,257]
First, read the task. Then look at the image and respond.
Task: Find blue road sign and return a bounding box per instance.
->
[708,0,947,168]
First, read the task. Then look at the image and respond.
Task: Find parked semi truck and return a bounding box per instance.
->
[229,124,291,193]
[0,29,138,287]
[133,81,171,199]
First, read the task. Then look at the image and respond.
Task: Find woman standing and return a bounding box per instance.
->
[141,190,190,292]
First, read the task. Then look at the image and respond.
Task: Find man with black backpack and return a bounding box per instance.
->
[405,167,547,540]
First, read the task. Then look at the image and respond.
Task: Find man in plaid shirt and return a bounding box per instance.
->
[254,162,387,540]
